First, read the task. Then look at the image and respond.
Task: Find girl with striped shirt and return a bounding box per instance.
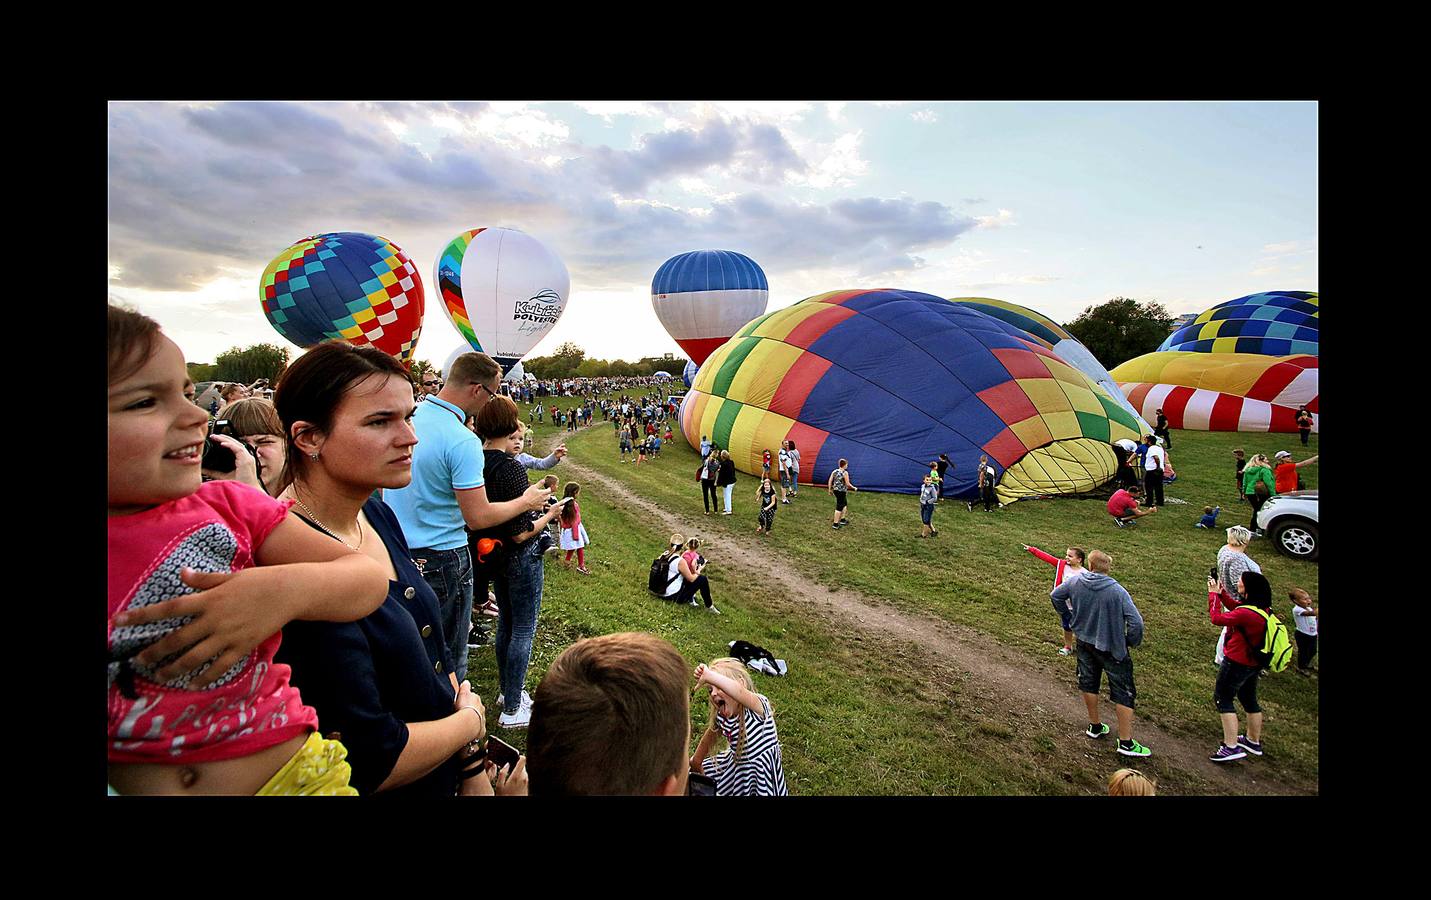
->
[690,659,788,796]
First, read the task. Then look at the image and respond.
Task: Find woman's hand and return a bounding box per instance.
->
[456,681,487,742]
[492,755,529,796]
[200,433,261,491]
[523,483,553,511]
[112,566,298,685]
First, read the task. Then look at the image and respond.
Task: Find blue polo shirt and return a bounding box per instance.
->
[385,396,485,551]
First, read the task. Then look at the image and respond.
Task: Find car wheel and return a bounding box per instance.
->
[1271,518,1318,562]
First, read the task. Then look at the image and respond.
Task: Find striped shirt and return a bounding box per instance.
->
[701,693,788,796]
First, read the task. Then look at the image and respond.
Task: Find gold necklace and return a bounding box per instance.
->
[292,494,364,550]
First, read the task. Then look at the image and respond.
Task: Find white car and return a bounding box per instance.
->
[1256,490,1318,561]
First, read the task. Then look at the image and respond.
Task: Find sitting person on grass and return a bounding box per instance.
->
[1108,485,1155,527]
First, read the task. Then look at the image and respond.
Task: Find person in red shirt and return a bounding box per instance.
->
[1107,485,1156,527]
[1273,451,1318,494]
[1206,570,1274,762]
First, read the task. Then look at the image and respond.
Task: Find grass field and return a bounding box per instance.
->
[467,402,1319,795]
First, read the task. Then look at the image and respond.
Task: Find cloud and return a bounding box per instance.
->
[1250,265,1280,276]
[584,117,807,193]
[1261,240,1299,254]
[787,131,868,189]
[911,109,938,124]
[975,208,1016,229]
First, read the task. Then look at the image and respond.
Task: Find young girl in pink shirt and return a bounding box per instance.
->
[107,306,388,795]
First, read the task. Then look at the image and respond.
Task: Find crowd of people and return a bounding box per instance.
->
[111,302,1317,794]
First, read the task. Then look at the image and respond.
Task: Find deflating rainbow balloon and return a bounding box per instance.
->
[680,289,1144,504]
[652,250,769,367]
[260,232,425,362]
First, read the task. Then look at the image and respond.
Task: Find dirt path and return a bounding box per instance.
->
[554,443,1312,795]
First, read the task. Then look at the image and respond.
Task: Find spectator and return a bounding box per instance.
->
[700,434,712,458]
[1153,408,1172,450]
[106,305,387,795]
[1214,525,1262,666]
[689,659,788,796]
[1232,448,1248,503]
[1197,506,1221,529]
[1206,570,1274,762]
[1108,484,1155,527]
[270,341,492,796]
[785,440,801,497]
[220,382,249,405]
[619,426,633,462]
[473,397,570,730]
[1113,438,1139,488]
[558,482,590,574]
[1274,450,1317,494]
[1052,549,1151,758]
[919,473,939,538]
[419,372,443,399]
[1296,406,1314,446]
[210,397,287,497]
[828,457,857,529]
[1107,769,1156,796]
[183,376,196,404]
[1142,435,1166,508]
[756,475,777,535]
[660,532,717,613]
[1022,544,1087,656]
[517,442,567,472]
[761,448,772,479]
[936,453,952,489]
[778,441,794,504]
[1242,454,1277,536]
[968,454,998,512]
[700,450,720,515]
[1289,587,1318,676]
[526,633,692,796]
[717,450,737,515]
[385,352,551,684]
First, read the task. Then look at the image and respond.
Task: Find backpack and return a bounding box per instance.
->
[648,553,681,596]
[1241,607,1294,673]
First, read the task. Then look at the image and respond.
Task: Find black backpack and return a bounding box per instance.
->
[648,553,680,596]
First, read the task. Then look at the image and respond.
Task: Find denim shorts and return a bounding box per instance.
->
[1076,640,1136,708]
[920,502,934,525]
[780,469,792,489]
[1050,596,1073,631]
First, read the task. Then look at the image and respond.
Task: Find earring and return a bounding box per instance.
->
[310,452,320,460]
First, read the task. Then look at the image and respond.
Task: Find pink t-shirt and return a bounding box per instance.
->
[107,480,319,765]
[1107,489,1138,517]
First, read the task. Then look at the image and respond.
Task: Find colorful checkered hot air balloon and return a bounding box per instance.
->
[679,289,1145,504]
[1158,290,1319,356]
[434,227,570,375]
[652,250,769,367]
[1112,351,1318,433]
[260,232,425,362]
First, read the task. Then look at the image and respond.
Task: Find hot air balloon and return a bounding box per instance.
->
[683,359,699,388]
[949,296,1151,433]
[435,227,570,374]
[680,290,1144,504]
[1113,351,1318,433]
[260,232,425,362]
[651,250,769,367]
[1158,290,1319,356]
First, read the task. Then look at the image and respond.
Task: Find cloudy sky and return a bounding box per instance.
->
[107,100,1318,369]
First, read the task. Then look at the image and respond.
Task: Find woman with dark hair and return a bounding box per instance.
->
[472,395,570,730]
[271,341,518,796]
[1206,569,1273,763]
[1153,408,1172,450]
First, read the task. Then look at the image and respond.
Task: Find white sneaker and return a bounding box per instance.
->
[498,705,533,729]
[707,605,721,615]
[689,599,700,607]
[495,689,533,710]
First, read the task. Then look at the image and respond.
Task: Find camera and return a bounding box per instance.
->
[200,419,259,474]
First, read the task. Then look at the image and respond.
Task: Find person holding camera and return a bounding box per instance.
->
[474,397,570,730]
[204,398,288,497]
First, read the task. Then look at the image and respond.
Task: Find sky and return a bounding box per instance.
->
[107,100,1318,369]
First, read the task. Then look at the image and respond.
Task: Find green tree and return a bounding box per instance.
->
[186,362,218,383]
[410,359,437,380]
[213,343,290,385]
[1064,298,1174,370]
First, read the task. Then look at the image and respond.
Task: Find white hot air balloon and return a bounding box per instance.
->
[434,227,570,374]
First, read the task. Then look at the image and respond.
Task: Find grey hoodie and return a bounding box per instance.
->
[1051,572,1144,661]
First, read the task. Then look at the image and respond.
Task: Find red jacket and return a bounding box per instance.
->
[1209,591,1268,667]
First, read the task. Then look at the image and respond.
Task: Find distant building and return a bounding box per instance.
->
[1169,312,1198,332]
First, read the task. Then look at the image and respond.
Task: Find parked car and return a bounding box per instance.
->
[1256,490,1318,561]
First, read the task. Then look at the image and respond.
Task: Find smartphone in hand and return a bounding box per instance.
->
[485,735,521,773]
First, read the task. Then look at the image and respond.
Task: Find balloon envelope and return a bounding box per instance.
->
[683,359,699,388]
[680,289,1144,504]
[652,249,768,366]
[435,227,570,374]
[1158,290,1319,356]
[260,232,425,362]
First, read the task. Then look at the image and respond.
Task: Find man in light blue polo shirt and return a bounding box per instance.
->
[386,351,551,681]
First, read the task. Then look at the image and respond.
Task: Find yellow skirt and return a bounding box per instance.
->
[256,733,359,796]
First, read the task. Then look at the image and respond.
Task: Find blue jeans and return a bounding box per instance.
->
[411,545,474,682]
[494,537,546,714]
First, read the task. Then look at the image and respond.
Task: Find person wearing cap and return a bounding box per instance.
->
[1274,450,1317,494]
